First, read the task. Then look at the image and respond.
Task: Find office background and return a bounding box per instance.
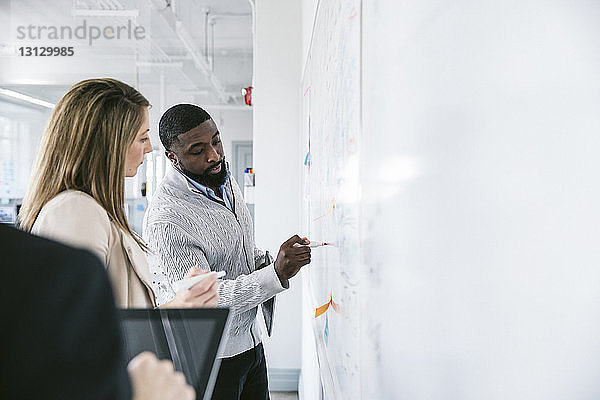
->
[3,1,600,399]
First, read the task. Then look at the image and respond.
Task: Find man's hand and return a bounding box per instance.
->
[274,235,311,283]
[128,352,195,400]
[162,267,219,308]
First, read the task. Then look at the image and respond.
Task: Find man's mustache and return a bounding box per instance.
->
[205,158,226,173]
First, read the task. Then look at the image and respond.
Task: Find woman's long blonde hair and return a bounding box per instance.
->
[19,78,150,249]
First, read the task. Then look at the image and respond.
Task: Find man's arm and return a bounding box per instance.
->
[219,236,312,313]
[145,222,287,314]
[217,263,286,313]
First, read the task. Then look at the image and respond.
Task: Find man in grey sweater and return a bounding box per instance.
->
[143,104,311,400]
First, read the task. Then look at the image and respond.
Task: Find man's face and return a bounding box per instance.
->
[166,119,227,188]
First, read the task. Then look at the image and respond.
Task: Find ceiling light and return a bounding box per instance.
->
[0,88,55,109]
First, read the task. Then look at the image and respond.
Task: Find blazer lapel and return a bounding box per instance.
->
[120,232,156,306]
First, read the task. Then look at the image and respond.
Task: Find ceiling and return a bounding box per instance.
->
[0,0,254,106]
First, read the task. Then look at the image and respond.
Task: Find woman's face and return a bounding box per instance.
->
[125,107,152,178]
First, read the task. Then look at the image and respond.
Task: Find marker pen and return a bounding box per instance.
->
[294,241,333,248]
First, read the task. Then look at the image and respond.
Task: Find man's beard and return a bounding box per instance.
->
[182,158,228,188]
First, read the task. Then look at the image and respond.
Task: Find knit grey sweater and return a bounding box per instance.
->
[143,165,287,358]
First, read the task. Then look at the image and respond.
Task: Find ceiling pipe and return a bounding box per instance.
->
[137,61,183,68]
[200,10,251,74]
[150,0,231,103]
[204,8,210,67]
[209,17,216,71]
[71,9,139,18]
[207,11,251,73]
[171,0,179,19]
[166,55,192,60]
[175,21,229,103]
[209,13,251,18]
[248,0,256,90]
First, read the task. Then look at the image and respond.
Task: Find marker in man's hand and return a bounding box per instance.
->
[293,241,333,248]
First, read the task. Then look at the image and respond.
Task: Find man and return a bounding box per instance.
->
[144,104,311,400]
[0,225,194,400]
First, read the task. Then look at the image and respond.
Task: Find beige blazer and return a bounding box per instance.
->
[32,190,156,308]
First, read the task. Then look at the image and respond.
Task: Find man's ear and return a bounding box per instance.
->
[165,150,178,166]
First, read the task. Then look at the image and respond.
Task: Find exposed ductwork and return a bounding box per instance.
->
[151,0,233,104]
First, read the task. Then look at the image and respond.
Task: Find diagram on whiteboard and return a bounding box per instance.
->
[301,1,362,398]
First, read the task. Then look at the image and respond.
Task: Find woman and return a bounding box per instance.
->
[19,78,218,308]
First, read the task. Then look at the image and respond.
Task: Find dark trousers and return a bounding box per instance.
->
[211,343,270,400]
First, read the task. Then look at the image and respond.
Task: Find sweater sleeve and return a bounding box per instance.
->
[144,222,287,312]
[217,262,286,314]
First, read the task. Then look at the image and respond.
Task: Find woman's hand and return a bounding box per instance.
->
[161,267,219,308]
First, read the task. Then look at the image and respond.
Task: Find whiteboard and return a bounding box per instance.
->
[301,0,361,399]
[302,1,600,399]
[361,1,600,398]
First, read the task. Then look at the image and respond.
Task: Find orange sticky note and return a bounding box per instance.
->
[315,301,330,317]
[315,293,340,317]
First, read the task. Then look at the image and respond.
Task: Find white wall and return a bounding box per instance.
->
[253,0,303,375]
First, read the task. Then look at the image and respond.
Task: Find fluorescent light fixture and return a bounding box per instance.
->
[0,88,55,109]
[72,9,139,18]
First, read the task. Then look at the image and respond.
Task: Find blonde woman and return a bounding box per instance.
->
[19,78,218,308]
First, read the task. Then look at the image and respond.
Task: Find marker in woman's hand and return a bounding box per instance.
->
[173,270,226,292]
